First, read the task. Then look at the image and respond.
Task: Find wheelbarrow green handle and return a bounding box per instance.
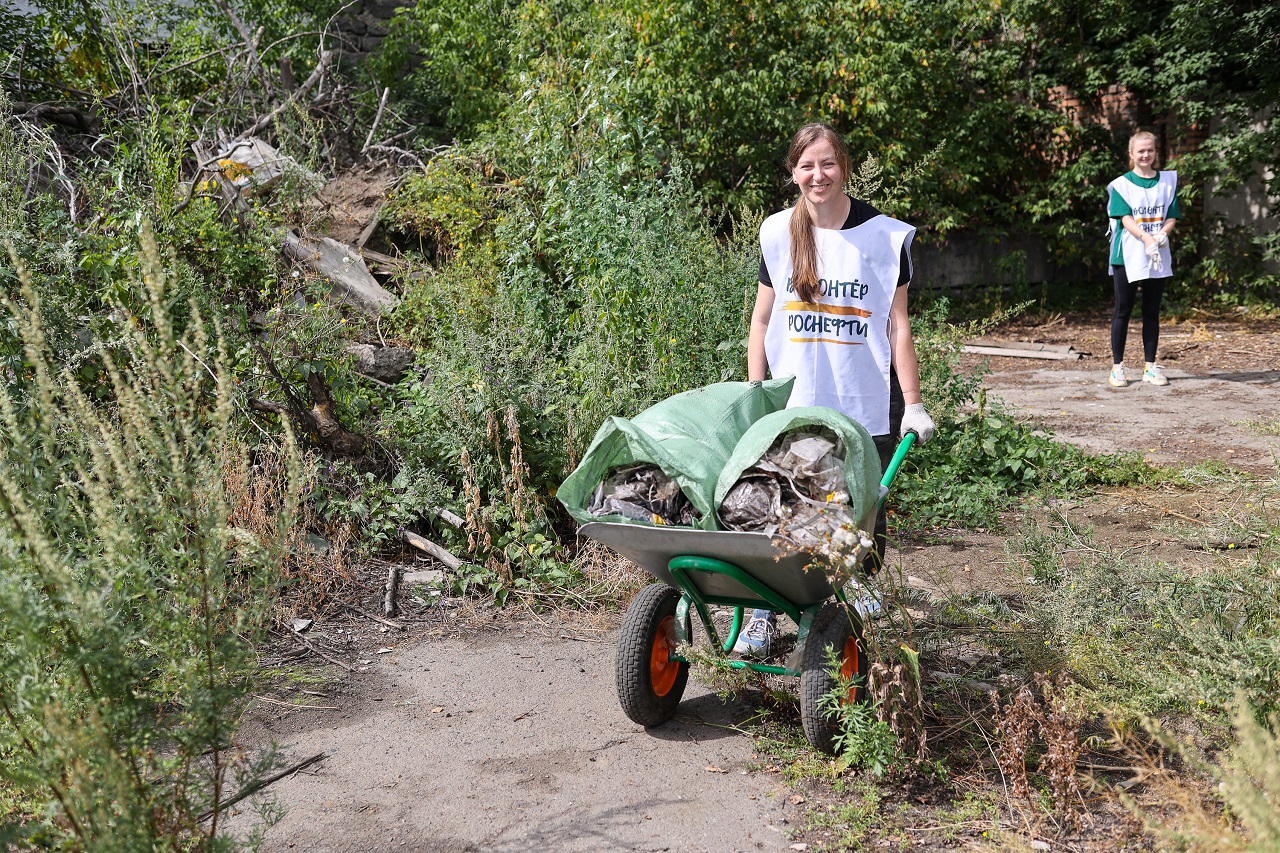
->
[877,430,917,510]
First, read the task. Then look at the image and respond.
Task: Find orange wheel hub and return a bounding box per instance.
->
[839,636,861,703]
[649,615,679,696]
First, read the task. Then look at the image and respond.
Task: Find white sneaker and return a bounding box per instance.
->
[1109,365,1128,387]
[1143,364,1169,386]
[732,610,776,657]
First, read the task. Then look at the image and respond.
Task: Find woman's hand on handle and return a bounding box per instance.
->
[901,403,934,443]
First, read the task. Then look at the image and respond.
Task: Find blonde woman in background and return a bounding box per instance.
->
[1106,130,1181,388]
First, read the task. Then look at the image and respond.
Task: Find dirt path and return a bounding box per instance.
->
[234,314,1280,851]
[236,622,799,852]
[972,313,1280,471]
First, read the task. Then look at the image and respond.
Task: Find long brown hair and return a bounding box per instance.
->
[787,123,852,303]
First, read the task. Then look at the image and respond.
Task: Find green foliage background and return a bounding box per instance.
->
[0,0,1278,843]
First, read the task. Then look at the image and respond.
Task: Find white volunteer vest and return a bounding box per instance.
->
[1108,171,1176,281]
[760,207,914,436]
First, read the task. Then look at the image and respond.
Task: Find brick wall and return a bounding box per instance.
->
[332,0,415,55]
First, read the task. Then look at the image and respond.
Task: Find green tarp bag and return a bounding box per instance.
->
[557,378,795,529]
[713,406,882,533]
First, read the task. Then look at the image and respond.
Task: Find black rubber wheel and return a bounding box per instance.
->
[616,583,690,727]
[799,602,869,754]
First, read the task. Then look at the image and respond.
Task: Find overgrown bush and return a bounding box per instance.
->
[384,164,756,592]
[0,229,299,848]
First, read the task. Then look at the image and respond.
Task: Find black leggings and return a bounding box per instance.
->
[1111,267,1166,365]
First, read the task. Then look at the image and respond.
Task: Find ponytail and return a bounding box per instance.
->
[790,198,821,303]
[784,123,852,304]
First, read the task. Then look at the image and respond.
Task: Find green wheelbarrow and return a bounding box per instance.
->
[579,432,917,754]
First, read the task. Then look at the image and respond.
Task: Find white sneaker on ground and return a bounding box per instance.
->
[732,610,776,657]
[846,581,882,619]
[1108,365,1128,387]
[1143,364,1169,386]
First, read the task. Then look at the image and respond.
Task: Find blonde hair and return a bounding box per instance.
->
[786,124,852,303]
[1128,130,1160,170]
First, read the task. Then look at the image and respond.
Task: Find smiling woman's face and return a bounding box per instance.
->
[792,137,844,209]
[1131,137,1158,172]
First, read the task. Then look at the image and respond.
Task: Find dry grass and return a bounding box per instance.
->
[569,536,649,609]
[223,448,356,624]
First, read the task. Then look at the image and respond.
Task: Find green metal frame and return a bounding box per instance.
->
[660,432,918,679]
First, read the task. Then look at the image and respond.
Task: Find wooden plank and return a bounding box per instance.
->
[965,338,1078,355]
[962,345,1080,361]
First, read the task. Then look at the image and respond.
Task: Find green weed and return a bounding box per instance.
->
[1235,414,1280,436]
[1006,501,1280,722]
[0,228,299,847]
[803,778,887,850]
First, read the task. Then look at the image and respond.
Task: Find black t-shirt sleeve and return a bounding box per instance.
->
[758,197,912,288]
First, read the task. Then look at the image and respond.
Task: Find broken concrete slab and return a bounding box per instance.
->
[347,343,415,384]
[283,231,398,316]
[217,137,321,196]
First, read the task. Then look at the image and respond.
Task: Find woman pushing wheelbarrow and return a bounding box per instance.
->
[560,123,934,753]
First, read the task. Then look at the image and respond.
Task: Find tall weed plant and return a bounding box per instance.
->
[0,227,298,848]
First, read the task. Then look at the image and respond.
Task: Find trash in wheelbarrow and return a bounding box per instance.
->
[588,463,700,526]
[558,378,795,529]
[715,407,881,555]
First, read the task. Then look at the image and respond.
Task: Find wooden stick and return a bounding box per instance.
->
[362,87,390,154]
[401,530,464,570]
[200,752,326,822]
[253,694,340,711]
[355,206,382,249]
[384,563,400,618]
[285,630,355,672]
[962,345,1079,361]
[345,602,403,630]
[233,50,332,142]
[432,507,465,529]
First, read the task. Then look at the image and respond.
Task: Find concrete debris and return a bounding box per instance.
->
[402,570,444,587]
[347,343,415,384]
[216,136,321,196]
[283,231,398,316]
[590,464,700,526]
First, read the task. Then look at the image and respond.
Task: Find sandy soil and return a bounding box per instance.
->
[231,312,1280,852]
[971,312,1280,471]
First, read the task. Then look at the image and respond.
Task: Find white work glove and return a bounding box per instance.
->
[1153,231,1168,247]
[1145,240,1163,271]
[900,403,935,444]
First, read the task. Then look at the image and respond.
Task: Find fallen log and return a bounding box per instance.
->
[401,529,464,571]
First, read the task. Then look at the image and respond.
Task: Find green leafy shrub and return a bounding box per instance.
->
[383,164,756,597]
[891,299,1160,530]
[820,651,902,777]
[0,228,299,848]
